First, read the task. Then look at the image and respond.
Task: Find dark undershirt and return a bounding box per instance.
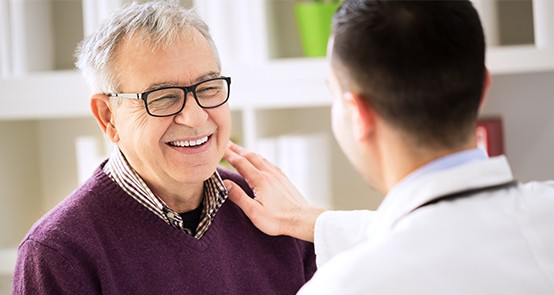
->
[179,204,203,235]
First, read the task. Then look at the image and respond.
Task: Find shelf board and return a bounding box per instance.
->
[487,45,554,75]
[0,70,90,121]
[0,248,16,276]
[226,58,332,110]
[1,46,553,120]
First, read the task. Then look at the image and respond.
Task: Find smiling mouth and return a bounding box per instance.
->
[167,135,210,148]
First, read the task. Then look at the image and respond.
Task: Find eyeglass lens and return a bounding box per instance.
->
[146,78,229,116]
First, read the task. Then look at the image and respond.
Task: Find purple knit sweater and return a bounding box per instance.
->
[13,166,316,294]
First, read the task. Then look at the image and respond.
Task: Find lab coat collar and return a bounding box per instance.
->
[366,155,514,242]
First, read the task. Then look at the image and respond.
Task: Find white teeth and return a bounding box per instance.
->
[169,136,208,147]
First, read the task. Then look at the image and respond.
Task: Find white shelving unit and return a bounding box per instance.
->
[1,0,554,293]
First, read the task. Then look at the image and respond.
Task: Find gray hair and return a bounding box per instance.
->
[75,0,220,93]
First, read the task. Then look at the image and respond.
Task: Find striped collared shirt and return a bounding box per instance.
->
[102,147,228,239]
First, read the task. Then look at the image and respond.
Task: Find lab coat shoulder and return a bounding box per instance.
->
[521,180,554,198]
[301,182,554,295]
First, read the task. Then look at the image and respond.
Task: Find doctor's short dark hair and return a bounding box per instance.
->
[331,0,486,149]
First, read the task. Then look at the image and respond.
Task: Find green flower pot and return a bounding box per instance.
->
[295,2,340,57]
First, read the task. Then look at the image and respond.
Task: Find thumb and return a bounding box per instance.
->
[223,179,259,215]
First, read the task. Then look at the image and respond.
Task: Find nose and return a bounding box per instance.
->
[173,93,208,127]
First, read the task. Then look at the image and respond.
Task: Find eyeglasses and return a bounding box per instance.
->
[106,76,231,117]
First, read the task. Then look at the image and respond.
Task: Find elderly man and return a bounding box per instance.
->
[12,1,315,294]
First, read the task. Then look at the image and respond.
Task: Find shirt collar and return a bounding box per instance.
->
[103,146,228,239]
[390,148,489,196]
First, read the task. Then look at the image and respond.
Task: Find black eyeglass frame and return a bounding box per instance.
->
[106,76,231,117]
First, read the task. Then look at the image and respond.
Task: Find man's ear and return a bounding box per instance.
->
[90,94,119,142]
[343,92,376,141]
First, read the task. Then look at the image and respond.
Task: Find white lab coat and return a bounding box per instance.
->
[300,156,554,294]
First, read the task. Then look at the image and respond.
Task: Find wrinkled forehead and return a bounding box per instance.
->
[113,27,218,80]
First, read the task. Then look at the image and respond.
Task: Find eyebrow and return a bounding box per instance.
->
[142,71,221,92]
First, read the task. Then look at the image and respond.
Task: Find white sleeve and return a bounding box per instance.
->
[314,210,376,266]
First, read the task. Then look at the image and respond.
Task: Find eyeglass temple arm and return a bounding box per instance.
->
[107,93,142,100]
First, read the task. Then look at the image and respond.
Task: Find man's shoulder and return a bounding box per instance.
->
[23,190,97,245]
[215,167,316,268]
[21,169,123,249]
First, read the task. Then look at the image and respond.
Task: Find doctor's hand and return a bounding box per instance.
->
[223,142,326,242]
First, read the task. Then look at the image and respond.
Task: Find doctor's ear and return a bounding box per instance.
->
[90,94,119,143]
[343,92,376,141]
[479,69,492,112]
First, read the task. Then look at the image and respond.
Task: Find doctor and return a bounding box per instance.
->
[223,0,554,294]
